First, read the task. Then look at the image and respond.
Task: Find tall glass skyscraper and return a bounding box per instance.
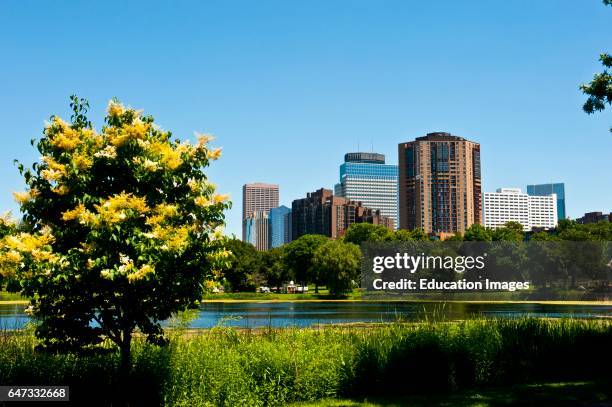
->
[526,183,566,221]
[334,152,398,228]
[244,210,269,251]
[268,205,291,248]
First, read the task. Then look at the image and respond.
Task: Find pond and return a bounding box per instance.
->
[1,301,611,329]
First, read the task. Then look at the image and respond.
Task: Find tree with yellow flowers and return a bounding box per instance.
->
[0,96,230,375]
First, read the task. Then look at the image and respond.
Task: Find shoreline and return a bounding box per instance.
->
[200,299,612,305]
[2,298,611,306]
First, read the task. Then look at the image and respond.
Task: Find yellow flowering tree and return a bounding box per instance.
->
[1,96,230,373]
[0,213,19,287]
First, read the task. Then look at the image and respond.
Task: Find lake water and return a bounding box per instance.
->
[1,301,611,329]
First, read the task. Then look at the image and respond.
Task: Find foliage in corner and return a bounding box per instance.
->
[580,1,611,132]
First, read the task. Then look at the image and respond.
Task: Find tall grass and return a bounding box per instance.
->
[0,318,610,406]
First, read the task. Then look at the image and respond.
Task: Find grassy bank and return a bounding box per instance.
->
[201,287,362,301]
[199,289,609,303]
[1,318,611,406]
[290,381,612,406]
[0,289,27,303]
[4,288,608,305]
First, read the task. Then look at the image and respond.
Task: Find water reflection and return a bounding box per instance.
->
[1,301,610,330]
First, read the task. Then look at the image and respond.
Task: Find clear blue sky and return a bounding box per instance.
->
[1,0,610,237]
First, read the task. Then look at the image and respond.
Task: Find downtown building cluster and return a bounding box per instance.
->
[242,132,579,249]
[242,183,291,251]
[291,188,394,241]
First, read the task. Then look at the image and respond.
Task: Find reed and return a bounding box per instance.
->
[0,318,610,406]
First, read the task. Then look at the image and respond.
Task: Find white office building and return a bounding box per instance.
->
[483,188,557,231]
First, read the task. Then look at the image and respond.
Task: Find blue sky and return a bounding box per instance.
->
[0,0,610,237]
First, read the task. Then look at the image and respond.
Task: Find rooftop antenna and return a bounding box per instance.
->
[371,139,374,152]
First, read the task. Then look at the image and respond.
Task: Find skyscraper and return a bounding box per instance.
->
[291,189,342,239]
[483,188,557,231]
[334,152,398,229]
[398,132,482,235]
[269,205,292,248]
[291,188,393,240]
[244,210,270,251]
[526,183,566,221]
[242,183,279,241]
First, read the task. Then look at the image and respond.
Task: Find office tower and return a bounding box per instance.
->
[269,205,292,248]
[244,210,270,251]
[334,152,398,229]
[527,194,558,230]
[242,183,279,241]
[576,211,612,224]
[483,188,557,231]
[291,189,340,239]
[526,183,566,221]
[291,188,393,240]
[398,132,482,235]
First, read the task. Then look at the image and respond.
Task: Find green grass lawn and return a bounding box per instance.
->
[199,286,609,304]
[201,286,364,301]
[290,381,612,406]
[4,288,609,305]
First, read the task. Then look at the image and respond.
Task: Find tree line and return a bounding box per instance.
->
[222,220,612,295]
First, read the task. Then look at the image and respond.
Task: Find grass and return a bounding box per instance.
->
[290,380,612,406]
[199,290,610,304]
[201,286,363,301]
[0,318,611,406]
[0,289,27,303]
[4,288,608,305]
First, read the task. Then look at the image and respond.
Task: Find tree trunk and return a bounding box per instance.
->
[119,330,132,379]
[113,329,133,405]
[314,283,318,294]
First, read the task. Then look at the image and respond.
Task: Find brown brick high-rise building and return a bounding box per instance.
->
[398,132,481,235]
[291,188,393,240]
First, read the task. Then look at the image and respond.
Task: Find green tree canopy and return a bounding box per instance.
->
[558,221,612,241]
[342,223,393,245]
[260,246,291,292]
[580,1,611,132]
[312,240,361,296]
[393,228,429,241]
[0,96,230,374]
[530,231,559,241]
[463,224,493,241]
[223,238,262,291]
[492,221,525,241]
[283,234,328,289]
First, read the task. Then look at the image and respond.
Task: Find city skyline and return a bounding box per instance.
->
[0,1,611,238]
[245,154,600,241]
